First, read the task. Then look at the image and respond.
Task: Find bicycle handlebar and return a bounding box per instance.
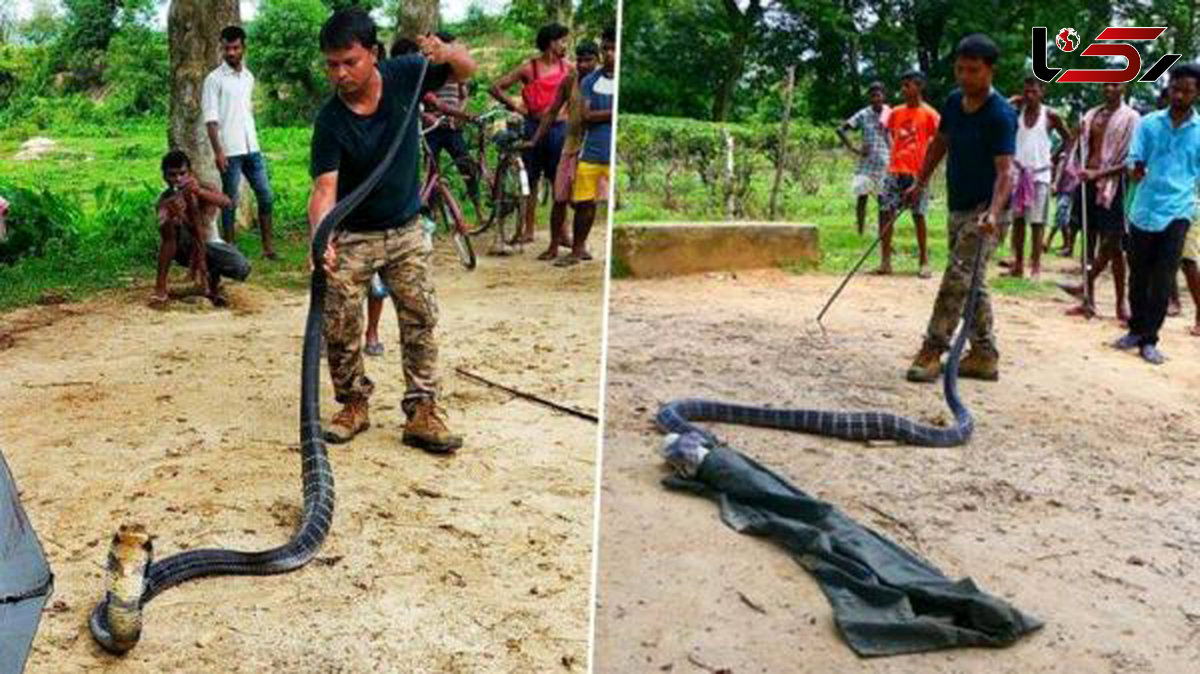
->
[421,115,449,136]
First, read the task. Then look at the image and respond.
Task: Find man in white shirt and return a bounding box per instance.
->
[202,25,277,260]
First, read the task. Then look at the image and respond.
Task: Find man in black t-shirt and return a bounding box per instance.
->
[903,33,1017,383]
[307,9,477,453]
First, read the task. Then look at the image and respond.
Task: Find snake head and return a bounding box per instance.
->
[93,523,153,654]
[660,432,711,478]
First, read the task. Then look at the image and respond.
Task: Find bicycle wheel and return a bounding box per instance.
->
[436,185,475,270]
[494,156,528,249]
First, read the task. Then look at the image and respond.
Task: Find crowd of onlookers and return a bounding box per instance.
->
[839,35,1200,373]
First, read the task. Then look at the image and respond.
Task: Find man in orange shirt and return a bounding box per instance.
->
[878,70,940,278]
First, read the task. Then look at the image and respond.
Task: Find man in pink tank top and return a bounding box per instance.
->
[490,23,574,248]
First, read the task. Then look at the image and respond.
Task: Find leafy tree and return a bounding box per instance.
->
[60,0,154,53]
[104,24,168,116]
[323,0,384,12]
[18,0,65,46]
[251,0,331,125]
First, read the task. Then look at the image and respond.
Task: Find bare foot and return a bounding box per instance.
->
[1065,303,1095,318]
[870,266,893,276]
[1116,303,1131,325]
[1001,266,1024,278]
[1029,265,1041,281]
[1167,300,1182,317]
[536,248,557,261]
[1190,324,1200,337]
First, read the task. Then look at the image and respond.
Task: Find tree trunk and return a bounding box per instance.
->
[912,0,946,78]
[842,0,861,103]
[712,0,763,122]
[168,0,240,241]
[712,28,748,122]
[769,66,795,221]
[399,0,440,39]
[723,129,735,220]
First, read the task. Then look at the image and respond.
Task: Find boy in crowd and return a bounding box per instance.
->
[877,70,938,277]
[838,83,891,236]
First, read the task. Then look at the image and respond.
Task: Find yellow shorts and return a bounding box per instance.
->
[572,160,610,203]
[1183,221,1200,262]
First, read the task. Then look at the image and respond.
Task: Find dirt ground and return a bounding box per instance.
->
[1,233,605,673]
[594,254,1200,673]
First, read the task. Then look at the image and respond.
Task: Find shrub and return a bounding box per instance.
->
[0,181,82,264]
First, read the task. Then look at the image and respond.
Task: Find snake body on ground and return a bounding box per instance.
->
[88,62,429,655]
[659,242,987,460]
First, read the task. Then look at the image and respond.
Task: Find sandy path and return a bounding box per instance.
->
[593,256,1200,673]
[1,234,605,673]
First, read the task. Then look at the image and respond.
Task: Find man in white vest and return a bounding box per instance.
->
[1005,76,1070,280]
[202,25,277,260]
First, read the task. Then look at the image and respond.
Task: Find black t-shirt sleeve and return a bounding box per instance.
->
[309,118,341,178]
[987,98,1017,157]
[938,93,956,135]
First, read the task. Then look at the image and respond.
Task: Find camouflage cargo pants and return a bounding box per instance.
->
[922,205,1009,356]
[324,220,439,411]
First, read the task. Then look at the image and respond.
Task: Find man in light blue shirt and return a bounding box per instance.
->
[1119,63,1200,363]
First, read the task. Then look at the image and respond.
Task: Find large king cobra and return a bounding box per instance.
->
[659,240,987,468]
[88,61,430,655]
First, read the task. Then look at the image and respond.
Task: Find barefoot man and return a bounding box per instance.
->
[153,150,251,308]
[877,70,938,277]
[490,23,572,246]
[1005,76,1069,279]
[837,82,890,236]
[1060,83,1139,320]
[528,40,600,261]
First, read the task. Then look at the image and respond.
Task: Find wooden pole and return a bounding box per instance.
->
[723,128,735,220]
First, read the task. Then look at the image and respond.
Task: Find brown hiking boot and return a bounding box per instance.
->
[403,398,463,454]
[906,346,943,383]
[957,349,999,381]
[324,398,370,444]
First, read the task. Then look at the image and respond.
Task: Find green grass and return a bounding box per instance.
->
[613,149,1060,298]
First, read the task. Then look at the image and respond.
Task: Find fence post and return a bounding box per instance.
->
[769,65,796,220]
[723,128,735,220]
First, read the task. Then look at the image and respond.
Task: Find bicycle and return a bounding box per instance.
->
[460,108,531,251]
[420,114,476,269]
